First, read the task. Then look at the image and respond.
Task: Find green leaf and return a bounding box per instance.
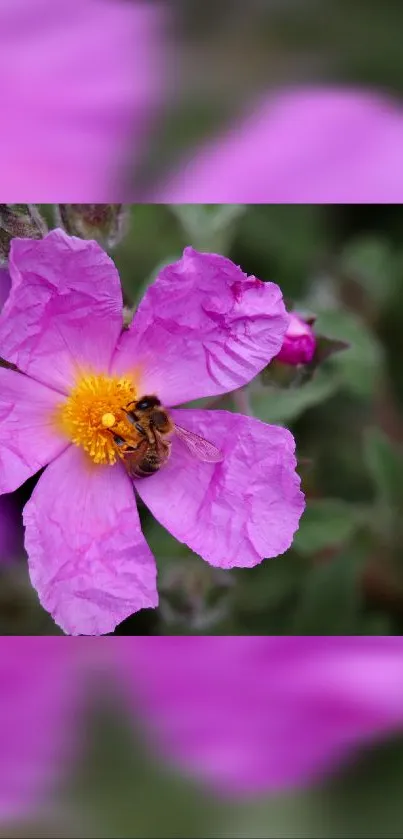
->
[234,555,304,614]
[251,368,339,423]
[314,309,384,397]
[169,204,245,253]
[236,204,325,294]
[339,236,397,306]
[292,551,362,633]
[313,334,350,366]
[294,499,361,555]
[143,516,189,564]
[364,428,403,508]
[361,613,394,634]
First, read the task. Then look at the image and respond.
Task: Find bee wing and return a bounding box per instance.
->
[174,424,224,463]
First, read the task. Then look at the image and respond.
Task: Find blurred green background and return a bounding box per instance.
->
[2,202,403,637]
[137,0,403,194]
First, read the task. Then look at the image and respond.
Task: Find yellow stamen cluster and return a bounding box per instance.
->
[57,374,136,464]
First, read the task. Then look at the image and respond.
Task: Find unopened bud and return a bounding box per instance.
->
[56,204,129,249]
[277,313,316,366]
[0,205,46,262]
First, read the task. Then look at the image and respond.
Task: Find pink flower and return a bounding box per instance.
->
[155,87,403,202]
[1,637,403,821]
[0,0,165,200]
[0,269,22,563]
[0,268,11,311]
[0,494,23,563]
[0,229,303,635]
[276,313,316,366]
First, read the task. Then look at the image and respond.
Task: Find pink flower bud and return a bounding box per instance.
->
[277,313,316,365]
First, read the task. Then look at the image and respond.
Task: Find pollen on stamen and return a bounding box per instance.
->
[56,374,137,465]
[102,413,116,429]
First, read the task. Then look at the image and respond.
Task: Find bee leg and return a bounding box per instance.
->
[111,433,140,452]
[123,409,146,435]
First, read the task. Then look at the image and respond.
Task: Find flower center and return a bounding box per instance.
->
[57,374,137,465]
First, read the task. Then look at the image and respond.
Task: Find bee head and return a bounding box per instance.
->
[135,395,161,411]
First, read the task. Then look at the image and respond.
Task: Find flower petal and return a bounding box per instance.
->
[0,639,79,820]
[124,637,403,794]
[0,229,123,393]
[0,268,11,311]
[0,367,67,494]
[136,409,304,567]
[112,248,288,405]
[0,494,24,562]
[0,0,166,200]
[154,87,403,203]
[24,445,158,635]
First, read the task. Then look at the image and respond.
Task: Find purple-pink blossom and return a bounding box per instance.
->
[0,268,22,563]
[0,229,304,635]
[1,637,403,821]
[0,494,23,563]
[0,268,11,312]
[276,313,316,366]
[4,0,403,204]
[155,87,403,203]
[0,0,165,201]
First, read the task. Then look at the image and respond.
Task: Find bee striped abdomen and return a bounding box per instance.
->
[135,452,163,477]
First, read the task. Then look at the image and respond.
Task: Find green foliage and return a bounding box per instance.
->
[314,309,384,397]
[251,370,339,424]
[364,428,403,509]
[291,551,363,634]
[339,236,398,307]
[293,499,362,554]
[169,204,246,253]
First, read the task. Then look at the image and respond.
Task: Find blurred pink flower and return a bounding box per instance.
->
[0,494,23,563]
[276,313,316,366]
[0,0,165,200]
[0,230,303,635]
[0,269,11,311]
[0,640,79,821]
[155,87,403,202]
[1,637,403,821]
[0,269,22,562]
[131,637,403,793]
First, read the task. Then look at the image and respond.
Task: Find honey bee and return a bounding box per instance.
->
[110,395,223,478]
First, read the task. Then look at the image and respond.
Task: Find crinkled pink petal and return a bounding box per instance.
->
[136,409,304,567]
[0,367,67,494]
[24,445,158,636]
[0,639,79,820]
[112,248,288,405]
[124,637,403,794]
[0,0,166,200]
[0,230,123,393]
[154,87,403,203]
